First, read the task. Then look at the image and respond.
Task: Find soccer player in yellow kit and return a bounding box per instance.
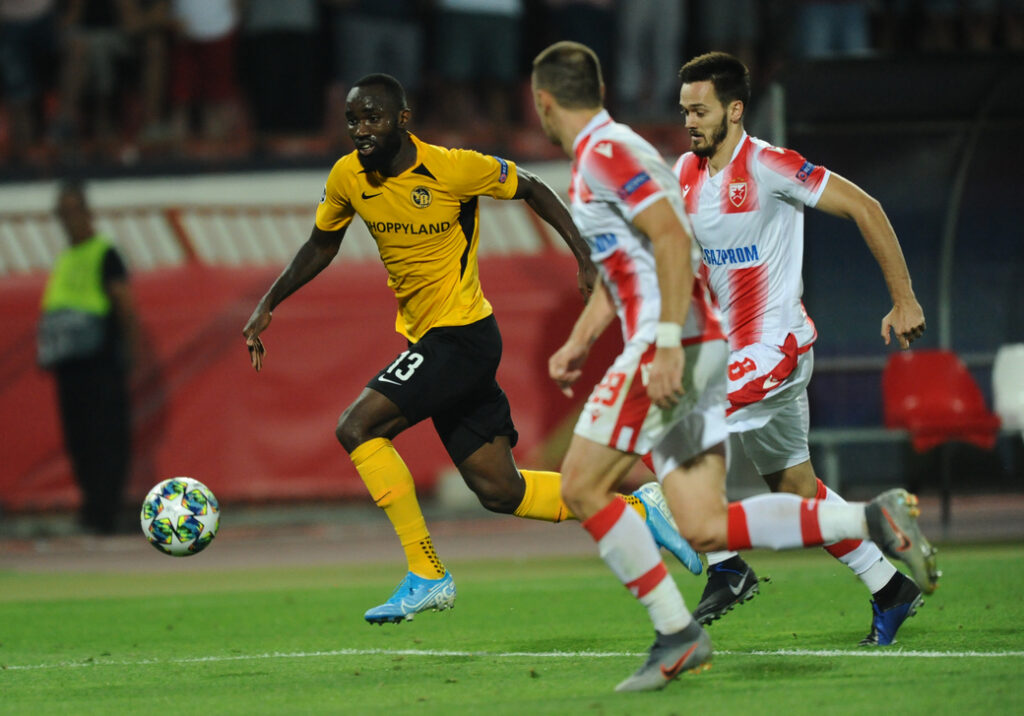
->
[242,74,701,624]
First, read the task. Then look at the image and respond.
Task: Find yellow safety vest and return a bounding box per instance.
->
[41,235,113,316]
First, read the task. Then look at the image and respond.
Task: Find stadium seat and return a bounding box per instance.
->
[882,349,1002,532]
[882,349,1001,453]
[993,343,1024,435]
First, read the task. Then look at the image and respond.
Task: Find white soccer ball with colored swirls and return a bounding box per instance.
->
[140,477,220,556]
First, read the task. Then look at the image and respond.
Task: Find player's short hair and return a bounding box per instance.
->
[532,41,603,110]
[678,52,750,108]
[352,73,408,111]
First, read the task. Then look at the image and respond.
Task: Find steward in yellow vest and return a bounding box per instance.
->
[38,234,119,367]
[38,181,137,535]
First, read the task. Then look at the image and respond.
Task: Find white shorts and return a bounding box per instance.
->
[573,338,729,462]
[725,335,814,432]
[730,345,814,475]
[737,389,812,475]
[647,367,730,482]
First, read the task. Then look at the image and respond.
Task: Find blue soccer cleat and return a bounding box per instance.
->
[364,571,457,624]
[860,576,924,646]
[633,482,702,575]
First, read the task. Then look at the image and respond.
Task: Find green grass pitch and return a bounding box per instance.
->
[2,544,1022,715]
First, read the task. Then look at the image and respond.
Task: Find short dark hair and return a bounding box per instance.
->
[678,52,750,108]
[352,73,408,111]
[532,41,603,110]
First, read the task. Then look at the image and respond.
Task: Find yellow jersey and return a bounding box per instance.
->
[315,133,519,342]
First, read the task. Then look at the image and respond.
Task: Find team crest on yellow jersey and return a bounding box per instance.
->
[411,186,432,208]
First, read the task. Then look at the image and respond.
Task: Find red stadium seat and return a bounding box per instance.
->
[882,349,1001,533]
[883,349,1001,453]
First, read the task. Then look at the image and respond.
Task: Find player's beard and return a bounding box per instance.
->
[356,130,403,173]
[691,114,728,158]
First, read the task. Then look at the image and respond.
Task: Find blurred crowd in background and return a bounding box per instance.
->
[1,0,1023,174]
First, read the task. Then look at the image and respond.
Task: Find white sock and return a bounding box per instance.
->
[583,497,692,634]
[705,551,738,566]
[858,558,898,593]
[816,480,897,591]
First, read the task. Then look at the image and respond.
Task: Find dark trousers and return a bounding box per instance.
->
[55,358,130,534]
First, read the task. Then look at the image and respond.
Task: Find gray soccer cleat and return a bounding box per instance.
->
[865,489,940,595]
[614,621,713,692]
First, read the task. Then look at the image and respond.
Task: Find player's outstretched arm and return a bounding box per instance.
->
[632,198,694,408]
[242,224,346,371]
[814,173,925,349]
[513,168,597,299]
[550,280,617,398]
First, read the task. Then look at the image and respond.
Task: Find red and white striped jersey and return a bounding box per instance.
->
[570,110,723,347]
[672,133,830,352]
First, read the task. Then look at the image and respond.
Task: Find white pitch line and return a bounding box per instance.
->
[4,647,1024,672]
[734,648,1024,659]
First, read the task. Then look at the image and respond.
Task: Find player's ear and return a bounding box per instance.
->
[534,87,554,115]
[729,99,744,124]
[398,107,411,129]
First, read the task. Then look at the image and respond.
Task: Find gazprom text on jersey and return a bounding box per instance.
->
[366,221,452,235]
[703,245,760,266]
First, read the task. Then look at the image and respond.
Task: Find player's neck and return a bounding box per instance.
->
[707,128,744,176]
[384,134,418,177]
[563,107,605,156]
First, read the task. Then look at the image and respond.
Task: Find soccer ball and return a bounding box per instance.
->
[140,477,220,556]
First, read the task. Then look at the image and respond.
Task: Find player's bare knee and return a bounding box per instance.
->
[456,450,523,514]
[475,489,519,514]
[335,411,369,453]
[470,480,520,514]
[456,462,520,512]
[677,508,728,553]
[682,526,727,553]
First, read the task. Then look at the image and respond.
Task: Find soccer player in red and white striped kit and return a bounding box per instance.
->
[530,41,938,692]
[672,51,931,646]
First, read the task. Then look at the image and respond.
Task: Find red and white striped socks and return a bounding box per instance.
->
[582,497,693,634]
[813,479,896,593]
[703,480,896,595]
[725,492,867,551]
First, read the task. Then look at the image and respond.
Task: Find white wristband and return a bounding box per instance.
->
[655,322,683,348]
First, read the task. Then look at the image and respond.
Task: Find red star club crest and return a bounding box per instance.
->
[729,180,748,208]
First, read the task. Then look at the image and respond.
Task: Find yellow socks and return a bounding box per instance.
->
[350,438,446,579]
[350,440,650,573]
[623,492,647,519]
[515,469,647,522]
[515,470,571,521]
